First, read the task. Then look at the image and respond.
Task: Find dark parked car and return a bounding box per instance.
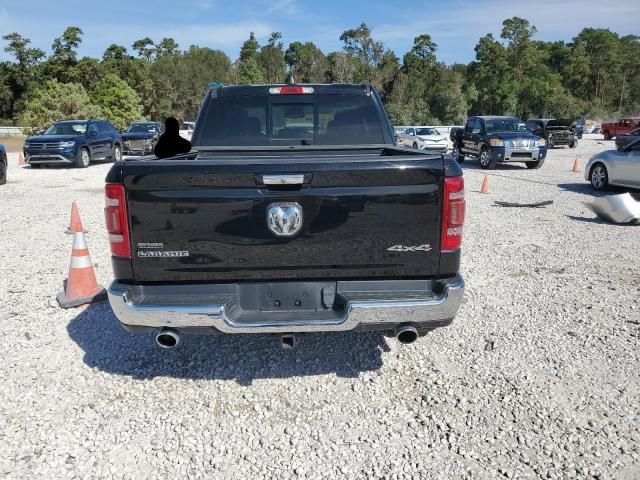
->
[525,118,577,149]
[0,144,7,185]
[121,121,163,156]
[23,119,122,168]
[450,116,547,169]
[616,128,640,151]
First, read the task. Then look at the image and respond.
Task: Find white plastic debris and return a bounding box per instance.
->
[585,193,640,224]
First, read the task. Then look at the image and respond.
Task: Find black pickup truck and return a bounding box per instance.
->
[451,116,547,169]
[105,83,465,348]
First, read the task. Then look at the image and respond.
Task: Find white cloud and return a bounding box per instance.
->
[267,0,297,16]
[370,0,640,63]
[75,20,275,59]
[194,0,214,10]
[375,0,640,44]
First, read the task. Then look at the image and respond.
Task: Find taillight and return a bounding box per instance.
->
[441,176,465,252]
[268,86,314,94]
[105,184,131,258]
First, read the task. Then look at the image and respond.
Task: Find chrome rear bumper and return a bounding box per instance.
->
[108,276,465,334]
[26,155,74,164]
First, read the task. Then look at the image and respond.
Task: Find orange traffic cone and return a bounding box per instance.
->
[572,158,581,172]
[57,229,106,308]
[18,152,25,166]
[65,201,88,234]
[480,175,490,194]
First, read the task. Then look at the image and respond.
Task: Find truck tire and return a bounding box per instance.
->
[479,147,496,169]
[0,160,6,185]
[569,140,577,149]
[75,148,91,168]
[412,142,418,149]
[589,163,609,190]
[525,159,545,169]
[603,131,611,140]
[108,144,122,162]
[452,144,465,163]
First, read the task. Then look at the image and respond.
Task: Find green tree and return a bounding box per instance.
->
[258,32,286,83]
[180,46,233,118]
[90,74,143,129]
[239,32,260,62]
[1,33,46,117]
[285,41,327,82]
[102,56,155,118]
[238,58,264,84]
[103,44,128,61]
[156,38,179,57]
[238,33,264,84]
[339,23,384,83]
[43,26,84,83]
[71,57,102,91]
[326,52,354,83]
[18,80,101,130]
[468,34,518,115]
[132,37,155,61]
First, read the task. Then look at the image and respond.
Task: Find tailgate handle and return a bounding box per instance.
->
[258,174,308,186]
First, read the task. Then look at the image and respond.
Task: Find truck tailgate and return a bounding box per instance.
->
[122,152,444,283]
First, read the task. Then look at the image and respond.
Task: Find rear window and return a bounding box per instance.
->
[195,94,384,146]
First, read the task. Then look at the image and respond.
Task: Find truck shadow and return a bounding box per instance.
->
[459,162,527,171]
[559,183,640,199]
[67,303,390,385]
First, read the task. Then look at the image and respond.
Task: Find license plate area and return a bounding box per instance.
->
[238,282,336,313]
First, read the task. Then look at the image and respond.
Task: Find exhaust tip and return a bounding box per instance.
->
[156,329,180,349]
[396,325,419,345]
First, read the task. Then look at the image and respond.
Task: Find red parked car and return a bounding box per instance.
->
[601,117,640,140]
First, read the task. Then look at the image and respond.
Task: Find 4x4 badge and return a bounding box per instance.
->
[387,244,432,252]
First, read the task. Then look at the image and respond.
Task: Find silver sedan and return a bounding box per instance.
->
[585,139,640,190]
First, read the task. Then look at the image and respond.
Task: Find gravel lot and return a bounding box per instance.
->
[1,136,639,479]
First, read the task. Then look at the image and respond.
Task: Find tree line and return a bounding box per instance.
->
[1,17,638,131]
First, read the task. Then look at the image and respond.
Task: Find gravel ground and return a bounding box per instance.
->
[0,135,639,479]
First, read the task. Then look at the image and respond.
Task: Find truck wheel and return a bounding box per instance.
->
[590,163,609,190]
[526,159,544,169]
[603,132,611,140]
[75,148,91,168]
[569,140,577,149]
[479,147,496,169]
[452,144,465,163]
[108,144,122,162]
[412,142,418,149]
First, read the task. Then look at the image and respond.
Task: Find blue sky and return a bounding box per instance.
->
[1,0,638,64]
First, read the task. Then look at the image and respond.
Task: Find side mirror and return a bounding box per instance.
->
[472,128,481,135]
[87,128,97,137]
